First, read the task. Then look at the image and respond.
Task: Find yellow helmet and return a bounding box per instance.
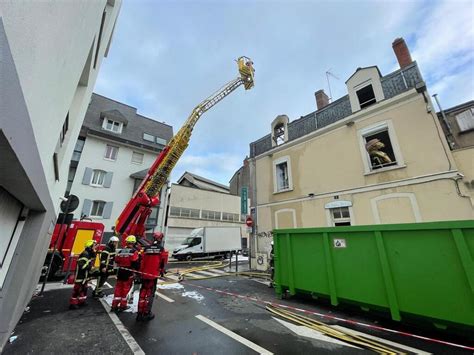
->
[85,240,96,248]
[125,235,137,244]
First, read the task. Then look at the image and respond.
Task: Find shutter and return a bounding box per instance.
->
[456,110,474,132]
[81,199,92,217]
[82,167,93,185]
[103,172,113,188]
[103,202,113,219]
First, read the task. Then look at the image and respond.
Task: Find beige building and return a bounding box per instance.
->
[248,38,473,268]
[165,172,247,252]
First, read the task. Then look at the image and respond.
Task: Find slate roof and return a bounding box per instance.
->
[250,62,424,158]
[81,93,174,152]
[178,171,230,193]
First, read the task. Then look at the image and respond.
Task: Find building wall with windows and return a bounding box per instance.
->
[67,94,173,238]
[0,1,121,350]
[248,38,473,268]
[165,183,247,252]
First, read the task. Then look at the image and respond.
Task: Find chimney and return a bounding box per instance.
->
[392,37,413,69]
[315,90,329,110]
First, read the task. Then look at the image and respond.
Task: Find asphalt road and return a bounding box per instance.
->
[103,261,474,354]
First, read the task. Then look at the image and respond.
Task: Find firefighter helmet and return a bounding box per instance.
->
[109,236,119,243]
[85,240,96,248]
[153,232,164,241]
[125,235,137,244]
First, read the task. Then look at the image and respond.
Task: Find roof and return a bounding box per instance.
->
[438,100,474,116]
[81,93,174,152]
[250,61,424,158]
[345,65,383,83]
[177,171,230,193]
[130,168,148,179]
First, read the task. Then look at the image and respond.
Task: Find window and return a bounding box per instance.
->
[356,85,376,109]
[94,8,106,69]
[72,137,85,161]
[60,112,69,145]
[53,153,59,181]
[202,210,221,220]
[330,207,351,226]
[132,151,144,164]
[104,144,118,160]
[273,123,285,146]
[276,162,289,191]
[90,200,106,217]
[364,129,397,170]
[143,133,155,142]
[65,166,77,195]
[102,119,123,133]
[455,109,474,133]
[169,207,200,218]
[90,170,106,186]
[223,212,240,222]
[156,137,167,145]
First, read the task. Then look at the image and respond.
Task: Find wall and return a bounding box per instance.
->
[69,134,159,232]
[0,1,121,350]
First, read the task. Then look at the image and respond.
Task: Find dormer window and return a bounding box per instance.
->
[274,123,285,145]
[271,115,289,147]
[102,118,123,133]
[356,85,376,109]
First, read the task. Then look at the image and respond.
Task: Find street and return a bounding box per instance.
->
[103,260,473,354]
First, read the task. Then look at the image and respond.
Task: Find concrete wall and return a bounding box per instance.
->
[0,1,121,350]
[165,184,246,252]
[69,134,161,232]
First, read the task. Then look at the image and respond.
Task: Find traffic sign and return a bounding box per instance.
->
[246,216,253,227]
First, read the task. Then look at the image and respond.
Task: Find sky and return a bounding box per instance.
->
[95,0,474,186]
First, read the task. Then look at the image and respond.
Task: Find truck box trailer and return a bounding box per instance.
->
[171,226,242,261]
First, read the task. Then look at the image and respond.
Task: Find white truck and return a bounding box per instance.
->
[171,226,242,261]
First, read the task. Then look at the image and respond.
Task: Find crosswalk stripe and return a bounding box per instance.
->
[192,270,226,277]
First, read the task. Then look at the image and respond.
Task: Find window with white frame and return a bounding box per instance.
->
[361,124,400,171]
[102,118,123,134]
[273,157,292,192]
[90,200,106,217]
[356,84,377,109]
[132,151,144,164]
[273,123,285,146]
[170,207,200,218]
[330,207,351,226]
[90,170,106,186]
[104,144,119,160]
[201,210,221,220]
[455,109,474,133]
[143,133,155,142]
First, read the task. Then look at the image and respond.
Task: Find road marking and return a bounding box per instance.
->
[165,274,180,281]
[209,268,226,274]
[193,270,226,277]
[196,315,273,354]
[332,325,430,354]
[156,291,174,303]
[99,299,145,355]
[273,317,361,349]
[105,282,113,289]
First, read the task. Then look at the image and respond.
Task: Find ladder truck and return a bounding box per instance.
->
[114,57,255,243]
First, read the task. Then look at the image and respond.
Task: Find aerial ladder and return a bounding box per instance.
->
[115,57,255,240]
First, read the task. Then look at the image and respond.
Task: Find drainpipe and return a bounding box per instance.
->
[432,94,456,149]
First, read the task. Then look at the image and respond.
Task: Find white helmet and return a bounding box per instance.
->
[109,236,119,242]
[271,241,274,246]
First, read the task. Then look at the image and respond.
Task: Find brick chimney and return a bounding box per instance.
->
[392,37,413,69]
[315,90,329,110]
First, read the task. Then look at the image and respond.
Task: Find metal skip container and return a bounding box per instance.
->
[273,220,474,329]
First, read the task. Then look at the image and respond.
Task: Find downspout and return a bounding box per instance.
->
[432,93,456,149]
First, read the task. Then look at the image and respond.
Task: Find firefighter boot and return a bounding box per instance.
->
[143,312,155,321]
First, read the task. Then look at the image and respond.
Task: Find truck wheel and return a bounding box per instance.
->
[224,252,231,260]
[185,254,193,261]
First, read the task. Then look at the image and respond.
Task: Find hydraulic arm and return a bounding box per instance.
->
[115,57,255,239]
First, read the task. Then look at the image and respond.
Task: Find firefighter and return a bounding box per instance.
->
[136,232,165,321]
[69,239,97,309]
[111,235,140,312]
[93,236,119,298]
[268,240,274,288]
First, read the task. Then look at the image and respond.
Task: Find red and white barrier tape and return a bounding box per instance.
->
[116,266,161,279]
[183,282,474,351]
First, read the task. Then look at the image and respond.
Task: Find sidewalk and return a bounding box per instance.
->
[2,285,133,355]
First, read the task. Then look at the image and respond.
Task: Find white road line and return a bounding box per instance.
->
[193,270,226,277]
[196,315,273,354]
[209,269,226,274]
[332,325,431,354]
[99,299,145,355]
[156,291,174,303]
[165,274,180,281]
[104,282,113,289]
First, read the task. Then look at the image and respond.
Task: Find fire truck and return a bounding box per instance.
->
[42,57,255,280]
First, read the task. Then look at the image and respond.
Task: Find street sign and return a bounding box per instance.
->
[241,187,248,215]
[246,216,253,227]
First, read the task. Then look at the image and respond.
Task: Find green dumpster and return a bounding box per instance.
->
[273,220,474,329]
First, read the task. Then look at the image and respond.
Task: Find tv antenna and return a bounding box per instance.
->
[326,69,339,102]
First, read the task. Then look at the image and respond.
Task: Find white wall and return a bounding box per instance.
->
[69,135,160,231]
[1,1,122,214]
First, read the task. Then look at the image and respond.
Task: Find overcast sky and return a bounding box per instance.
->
[95,0,474,186]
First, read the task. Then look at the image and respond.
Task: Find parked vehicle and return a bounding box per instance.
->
[172,227,242,261]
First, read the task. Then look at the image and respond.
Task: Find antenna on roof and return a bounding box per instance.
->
[326,69,340,102]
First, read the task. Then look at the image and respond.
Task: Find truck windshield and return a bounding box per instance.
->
[181,237,194,246]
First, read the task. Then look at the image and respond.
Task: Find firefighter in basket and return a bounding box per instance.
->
[111,235,140,312]
[69,240,98,309]
[136,232,168,321]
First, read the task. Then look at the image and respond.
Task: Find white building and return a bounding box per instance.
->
[0,1,121,350]
[68,94,173,240]
[165,172,248,252]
